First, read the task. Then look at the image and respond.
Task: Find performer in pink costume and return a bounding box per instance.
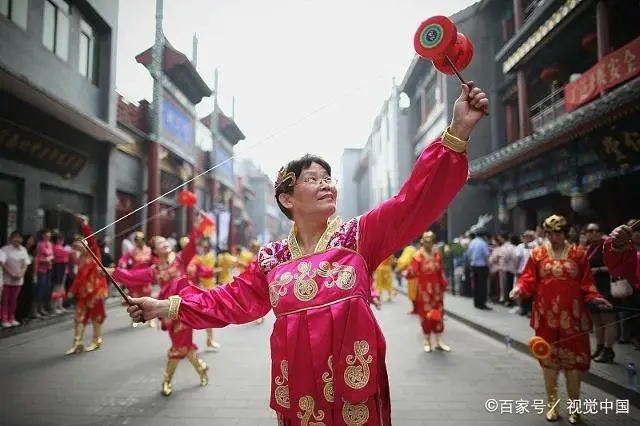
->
[125,83,488,424]
[113,229,213,396]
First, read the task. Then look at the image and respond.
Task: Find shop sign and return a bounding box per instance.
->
[161,94,195,163]
[564,35,640,111]
[590,119,640,168]
[0,117,88,179]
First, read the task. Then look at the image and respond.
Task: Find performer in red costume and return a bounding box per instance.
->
[406,231,450,353]
[65,216,108,355]
[113,226,213,396]
[123,83,487,424]
[511,215,611,424]
[603,222,640,289]
[118,232,154,326]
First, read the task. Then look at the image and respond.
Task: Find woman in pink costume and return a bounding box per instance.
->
[117,232,154,327]
[113,230,213,396]
[124,84,488,424]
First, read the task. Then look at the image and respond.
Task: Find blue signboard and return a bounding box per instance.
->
[214,146,234,186]
[161,95,194,162]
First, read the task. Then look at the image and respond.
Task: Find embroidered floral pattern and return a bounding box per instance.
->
[275,360,290,409]
[342,400,370,425]
[317,261,356,290]
[297,395,325,426]
[344,340,373,390]
[269,272,293,307]
[321,356,334,403]
[294,262,319,302]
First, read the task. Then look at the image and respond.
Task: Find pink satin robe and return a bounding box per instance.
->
[117,245,154,298]
[113,231,211,358]
[175,137,468,425]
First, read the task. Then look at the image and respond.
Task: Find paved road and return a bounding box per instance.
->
[1,296,638,425]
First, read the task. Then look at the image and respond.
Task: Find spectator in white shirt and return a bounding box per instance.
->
[1,231,31,327]
[514,230,538,316]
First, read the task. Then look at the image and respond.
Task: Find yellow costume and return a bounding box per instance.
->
[192,252,217,289]
[396,245,418,312]
[236,249,255,273]
[216,252,237,284]
[374,255,395,301]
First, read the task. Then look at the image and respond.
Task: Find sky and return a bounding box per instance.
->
[116,0,479,182]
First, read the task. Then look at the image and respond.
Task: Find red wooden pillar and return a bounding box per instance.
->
[505,103,517,144]
[517,71,531,138]
[596,1,611,60]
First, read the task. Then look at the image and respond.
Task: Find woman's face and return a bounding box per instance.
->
[25,236,35,247]
[548,231,566,246]
[280,163,337,221]
[10,233,22,246]
[153,238,171,257]
[42,232,51,241]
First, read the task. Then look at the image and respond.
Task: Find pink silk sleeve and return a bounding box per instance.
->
[113,266,155,286]
[177,265,271,328]
[603,238,640,289]
[357,137,468,271]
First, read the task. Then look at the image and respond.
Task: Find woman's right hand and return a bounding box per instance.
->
[509,287,522,300]
[126,297,170,322]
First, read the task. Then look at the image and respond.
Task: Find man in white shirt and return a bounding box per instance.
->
[513,230,538,316]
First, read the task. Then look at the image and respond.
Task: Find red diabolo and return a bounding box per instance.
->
[432,33,474,75]
[413,16,458,59]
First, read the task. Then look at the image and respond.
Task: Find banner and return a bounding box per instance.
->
[564,35,640,111]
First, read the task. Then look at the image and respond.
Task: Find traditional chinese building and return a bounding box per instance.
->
[469,0,640,233]
[0,0,132,245]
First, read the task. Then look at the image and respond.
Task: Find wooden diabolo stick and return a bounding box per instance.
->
[444,56,489,116]
[81,239,132,306]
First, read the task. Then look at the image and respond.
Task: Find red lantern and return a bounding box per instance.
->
[178,190,197,207]
[540,66,560,84]
[581,32,597,51]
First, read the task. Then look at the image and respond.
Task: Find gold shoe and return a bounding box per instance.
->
[162,358,179,397]
[187,351,209,386]
[565,370,582,424]
[149,319,156,328]
[85,321,103,352]
[542,368,560,422]
[65,322,85,355]
[435,335,451,352]
[423,337,432,353]
[84,337,103,352]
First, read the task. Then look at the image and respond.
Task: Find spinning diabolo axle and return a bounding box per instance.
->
[414,16,488,115]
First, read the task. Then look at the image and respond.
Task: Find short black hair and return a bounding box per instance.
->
[9,230,21,239]
[275,154,331,220]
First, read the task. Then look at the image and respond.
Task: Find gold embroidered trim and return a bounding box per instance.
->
[321,356,334,403]
[344,340,373,390]
[167,295,181,320]
[275,295,365,318]
[544,241,570,260]
[288,217,342,260]
[293,262,319,301]
[269,272,293,307]
[274,360,290,409]
[317,261,356,290]
[342,400,370,425]
[441,126,469,153]
[297,395,326,425]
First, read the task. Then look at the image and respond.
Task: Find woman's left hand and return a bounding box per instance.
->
[450,82,489,140]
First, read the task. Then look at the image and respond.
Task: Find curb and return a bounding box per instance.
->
[0,297,123,340]
[393,285,640,408]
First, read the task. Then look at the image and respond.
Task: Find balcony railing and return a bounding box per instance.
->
[530,86,566,131]
[523,0,548,25]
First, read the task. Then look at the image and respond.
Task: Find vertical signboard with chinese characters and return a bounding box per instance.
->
[160,92,196,164]
[564,36,640,111]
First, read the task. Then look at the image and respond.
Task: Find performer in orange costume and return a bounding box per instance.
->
[65,216,108,355]
[511,215,611,424]
[406,231,450,353]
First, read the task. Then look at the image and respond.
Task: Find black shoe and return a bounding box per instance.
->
[480,305,493,310]
[591,344,604,359]
[594,347,615,363]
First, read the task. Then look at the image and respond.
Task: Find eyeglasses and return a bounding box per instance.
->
[586,229,599,233]
[299,176,338,186]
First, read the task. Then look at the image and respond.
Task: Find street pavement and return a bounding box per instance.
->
[1,296,639,425]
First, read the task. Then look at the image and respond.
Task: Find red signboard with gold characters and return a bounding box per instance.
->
[564,35,640,111]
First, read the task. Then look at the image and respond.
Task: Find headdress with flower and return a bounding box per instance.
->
[543,215,568,233]
[274,167,296,192]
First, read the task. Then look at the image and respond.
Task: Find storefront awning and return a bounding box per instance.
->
[0,65,134,145]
